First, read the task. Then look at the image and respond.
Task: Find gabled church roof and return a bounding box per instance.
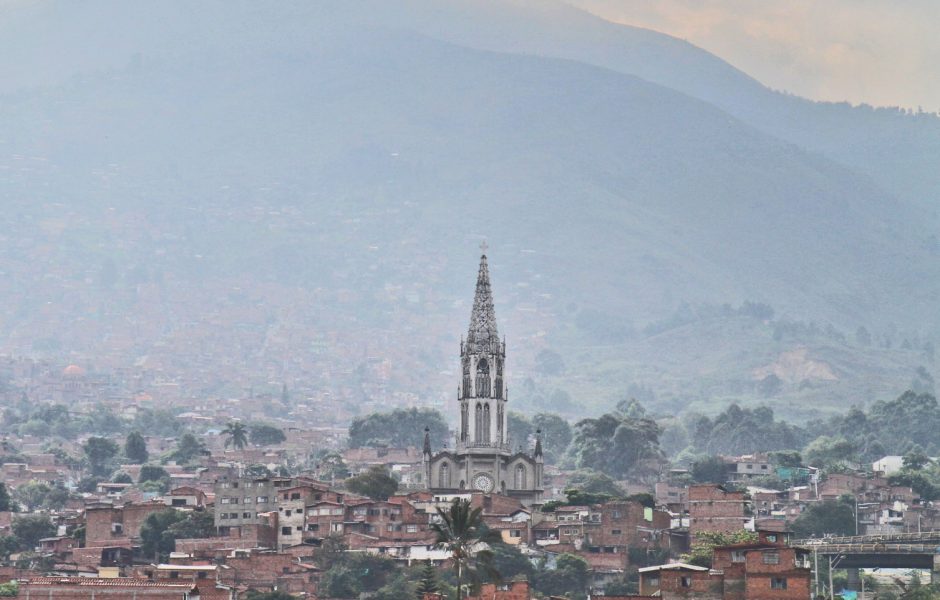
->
[466,253,499,352]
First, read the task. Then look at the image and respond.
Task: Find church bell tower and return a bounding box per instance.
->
[458,246,508,453]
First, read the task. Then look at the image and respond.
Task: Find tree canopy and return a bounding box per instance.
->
[348,408,449,449]
[791,499,856,538]
[249,423,286,446]
[569,401,663,479]
[124,431,149,464]
[83,437,119,477]
[345,466,399,500]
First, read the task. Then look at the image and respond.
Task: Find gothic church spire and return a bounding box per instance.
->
[467,249,499,353]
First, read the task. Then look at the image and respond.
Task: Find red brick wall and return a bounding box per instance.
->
[689,485,747,539]
[745,571,812,600]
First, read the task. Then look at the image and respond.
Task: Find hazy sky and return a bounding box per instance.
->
[572,0,940,110]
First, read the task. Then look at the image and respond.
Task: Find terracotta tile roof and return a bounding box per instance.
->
[22,577,194,588]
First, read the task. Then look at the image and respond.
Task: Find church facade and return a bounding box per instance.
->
[423,251,543,507]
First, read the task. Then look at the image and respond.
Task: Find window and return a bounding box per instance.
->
[476,359,491,398]
[648,576,660,587]
[731,550,746,563]
[243,497,252,504]
[111,523,123,534]
[771,578,788,590]
[680,576,692,588]
[282,527,292,535]
[197,571,207,579]
[220,513,229,520]
[308,524,319,531]
[172,499,186,507]
[169,571,179,579]
[766,534,778,543]
[763,551,780,565]
[761,465,769,470]
[510,530,521,538]
[611,529,622,535]
[291,492,301,500]
[406,524,418,533]
[285,509,292,517]
[257,496,268,503]
[514,465,526,489]
[243,512,251,519]
[612,510,622,518]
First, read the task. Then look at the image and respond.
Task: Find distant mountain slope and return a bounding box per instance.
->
[389,0,940,213]
[0,13,933,325]
[0,1,935,416]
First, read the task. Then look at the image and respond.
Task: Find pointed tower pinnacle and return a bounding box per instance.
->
[467,245,499,352]
[423,426,431,456]
[534,428,543,458]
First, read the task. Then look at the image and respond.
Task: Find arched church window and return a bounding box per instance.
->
[461,403,469,441]
[495,377,503,399]
[475,403,483,443]
[462,358,471,398]
[514,464,526,489]
[476,359,491,397]
[439,463,451,488]
[483,404,491,444]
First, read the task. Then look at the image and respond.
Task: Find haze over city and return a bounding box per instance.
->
[0,2,936,599]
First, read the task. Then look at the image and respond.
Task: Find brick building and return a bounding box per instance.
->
[16,577,234,599]
[424,579,532,600]
[74,500,170,568]
[688,485,749,540]
[639,530,811,600]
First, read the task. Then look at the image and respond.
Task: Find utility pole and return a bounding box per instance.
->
[855,498,859,535]
[829,555,836,600]
[814,547,820,598]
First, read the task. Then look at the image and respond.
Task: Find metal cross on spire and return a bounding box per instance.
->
[480,240,488,255]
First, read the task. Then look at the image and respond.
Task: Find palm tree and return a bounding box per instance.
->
[222,422,249,451]
[431,498,501,599]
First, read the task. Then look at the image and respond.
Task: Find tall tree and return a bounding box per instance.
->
[415,561,439,599]
[570,409,663,479]
[12,514,56,551]
[531,413,572,463]
[83,436,119,477]
[124,431,149,464]
[222,422,249,450]
[431,499,501,600]
[169,433,207,464]
[249,423,286,447]
[140,509,187,561]
[345,466,399,500]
